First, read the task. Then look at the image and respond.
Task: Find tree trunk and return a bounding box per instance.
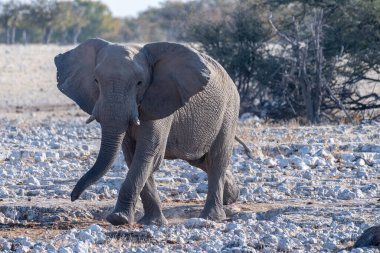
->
[43,27,53,44]
[22,30,27,45]
[311,9,324,124]
[6,27,11,44]
[11,26,16,44]
[72,26,82,44]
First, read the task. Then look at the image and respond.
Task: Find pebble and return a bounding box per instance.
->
[323,239,337,250]
[184,218,217,228]
[34,152,46,162]
[337,189,356,200]
[196,182,208,193]
[278,237,291,251]
[25,176,40,186]
[0,187,9,198]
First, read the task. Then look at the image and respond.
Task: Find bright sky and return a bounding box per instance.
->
[1,0,183,18]
[101,0,169,17]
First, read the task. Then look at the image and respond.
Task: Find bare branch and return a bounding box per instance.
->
[268,12,297,46]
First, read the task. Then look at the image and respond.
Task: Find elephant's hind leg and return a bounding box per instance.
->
[199,138,236,221]
[188,158,239,205]
[223,169,240,205]
[138,174,168,225]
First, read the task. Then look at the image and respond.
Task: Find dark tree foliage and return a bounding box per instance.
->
[0,0,378,122]
[186,1,275,114]
[188,0,380,122]
[0,0,119,44]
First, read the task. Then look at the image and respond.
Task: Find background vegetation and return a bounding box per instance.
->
[1,0,379,123]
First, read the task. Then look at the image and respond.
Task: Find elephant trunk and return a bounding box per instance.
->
[71,126,126,201]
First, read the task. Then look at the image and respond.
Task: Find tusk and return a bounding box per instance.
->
[86,115,95,124]
[133,117,140,126]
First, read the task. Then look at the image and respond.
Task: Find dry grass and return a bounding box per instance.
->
[0,44,74,111]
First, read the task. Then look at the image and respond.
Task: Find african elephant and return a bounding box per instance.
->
[54,38,243,225]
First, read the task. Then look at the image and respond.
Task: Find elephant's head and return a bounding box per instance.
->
[54,38,210,201]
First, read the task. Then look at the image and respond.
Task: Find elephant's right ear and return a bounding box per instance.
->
[54,38,109,115]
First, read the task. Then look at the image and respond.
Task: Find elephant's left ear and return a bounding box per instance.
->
[54,38,109,115]
[139,42,210,120]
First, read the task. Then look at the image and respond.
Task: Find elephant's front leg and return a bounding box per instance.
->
[106,120,170,225]
[138,175,168,225]
[121,136,167,225]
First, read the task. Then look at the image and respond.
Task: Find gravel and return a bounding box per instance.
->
[0,114,379,252]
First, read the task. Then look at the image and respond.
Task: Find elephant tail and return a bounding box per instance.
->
[235,136,254,159]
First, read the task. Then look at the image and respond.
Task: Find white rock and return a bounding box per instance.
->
[322,239,337,250]
[174,177,189,184]
[196,182,208,193]
[278,158,289,167]
[304,156,318,166]
[350,248,365,253]
[73,241,89,253]
[355,158,366,166]
[337,189,356,200]
[50,142,61,149]
[278,237,291,251]
[9,150,21,160]
[302,171,312,180]
[176,236,185,244]
[188,192,200,200]
[315,158,326,166]
[15,236,33,248]
[356,168,368,179]
[15,245,30,253]
[184,218,216,228]
[59,246,73,253]
[177,184,190,193]
[225,223,238,232]
[298,146,311,155]
[361,144,380,153]
[340,153,355,162]
[112,153,126,170]
[0,169,7,177]
[30,245,46,253]
[262,234,278,246]
[89,224,103,233]
[82,191,97,200]
[264,158,277,167]
[45,243,57,252]
[0,187,9,198]
[309,238,317,244]
[155,177,174,183]
[25,176,40,186]
[0,237,12,251]
[46,152,60,160]
[78,230,94,243]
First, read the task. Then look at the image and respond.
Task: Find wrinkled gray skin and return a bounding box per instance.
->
[54,38,241,225]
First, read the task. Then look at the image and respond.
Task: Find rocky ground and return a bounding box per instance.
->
[0,45,379,252]
[0,111,379,252]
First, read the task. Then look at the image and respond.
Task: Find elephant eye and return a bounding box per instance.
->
[94,79,98,84]
[137,81,142,86]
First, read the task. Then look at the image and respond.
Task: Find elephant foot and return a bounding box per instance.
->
[106,211,132,225]
[354,225,380,248]
[138,212,168,226]
[199,205,226,221]
[223,180,240,205]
